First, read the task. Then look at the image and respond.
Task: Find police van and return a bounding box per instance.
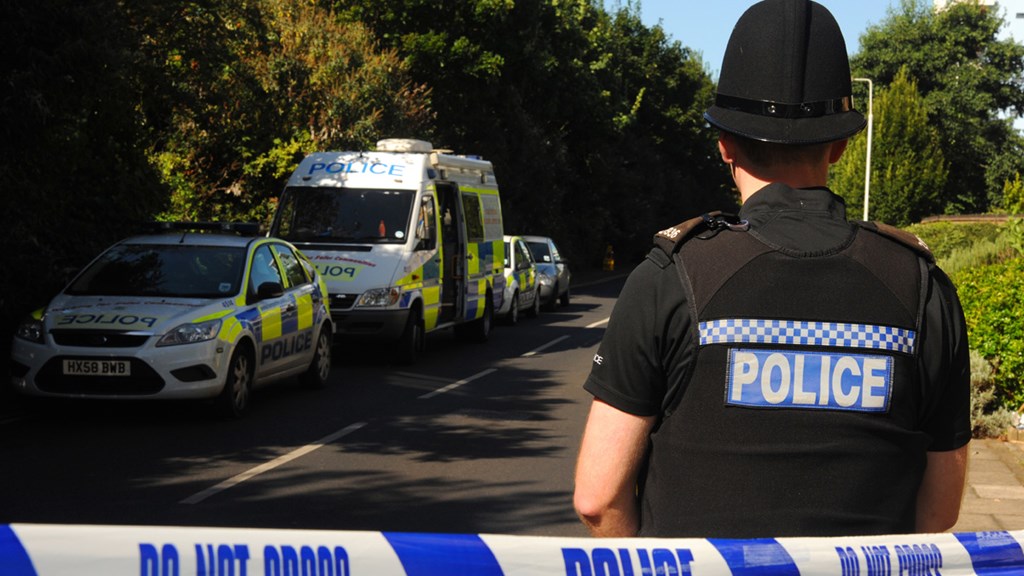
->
[269,139,505,364]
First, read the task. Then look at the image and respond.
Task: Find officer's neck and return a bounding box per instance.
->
[732,164,830,204]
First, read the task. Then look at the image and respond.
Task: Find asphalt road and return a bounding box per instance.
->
[0,275,626,537]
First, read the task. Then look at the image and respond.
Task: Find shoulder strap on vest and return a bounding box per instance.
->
[652,211,748,256]
[854,221,935,263]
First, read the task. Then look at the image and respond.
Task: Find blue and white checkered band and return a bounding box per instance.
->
[700,318,916,355]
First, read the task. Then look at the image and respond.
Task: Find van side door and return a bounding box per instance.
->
[436,183,465,324]
[458,190,488,322]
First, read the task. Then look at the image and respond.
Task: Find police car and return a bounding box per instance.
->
[497,235,541,325]
[9,222,333,417]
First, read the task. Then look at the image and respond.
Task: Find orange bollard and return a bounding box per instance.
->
[603,245,615,271]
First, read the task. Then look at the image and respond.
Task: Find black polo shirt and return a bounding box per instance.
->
[584,183,971,536]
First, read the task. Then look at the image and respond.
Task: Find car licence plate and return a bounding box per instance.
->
[62,359,131,376]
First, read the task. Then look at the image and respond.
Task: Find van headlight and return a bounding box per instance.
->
[157,319,222,347]
[537,273,554,287]
[356,287,401,308]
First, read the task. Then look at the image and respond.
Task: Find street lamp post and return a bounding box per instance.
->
[853,77,873,221]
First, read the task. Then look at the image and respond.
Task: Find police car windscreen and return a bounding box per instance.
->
[275,186,415,243]
[66,244,247,298]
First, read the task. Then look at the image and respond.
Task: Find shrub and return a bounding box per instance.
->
[954,258,1024,411]
[969,350,1015,438]
[905,221,1002,261]
[939,232,1018,277]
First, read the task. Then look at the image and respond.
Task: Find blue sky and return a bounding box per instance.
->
[632,0,899,79]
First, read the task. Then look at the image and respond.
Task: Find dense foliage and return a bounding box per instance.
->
[851,0,1024,215]
[331,0,731,263]
[0,1,166,352]
[969,350,1014,438]
[955,257,1024,411]
[906,221,1005,260]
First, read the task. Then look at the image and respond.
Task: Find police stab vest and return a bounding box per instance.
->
[639,214,933,538]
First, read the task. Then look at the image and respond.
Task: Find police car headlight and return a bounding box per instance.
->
[15,316,45,344]
[156,319,222,347]
[356,287,401,308]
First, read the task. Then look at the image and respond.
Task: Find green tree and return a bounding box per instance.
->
[332,0,728,264]
[0,0,166,353]
[852,0,1024,215]
[830,67,946,226]
[132,0,434,224]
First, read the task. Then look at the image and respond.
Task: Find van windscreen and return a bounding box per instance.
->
[274,187,415,244]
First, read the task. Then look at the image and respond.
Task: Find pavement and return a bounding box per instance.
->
[952,436,1024,532]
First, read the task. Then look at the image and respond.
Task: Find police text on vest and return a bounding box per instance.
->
[727,348,892,412]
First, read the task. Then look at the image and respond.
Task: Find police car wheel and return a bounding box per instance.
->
[301,328,332,389]
[504,291,520,326]
[528,290,541,318]
[397,309,423,365]
[220,347,254,418]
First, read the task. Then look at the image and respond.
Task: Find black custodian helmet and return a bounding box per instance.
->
[704,0,867,144]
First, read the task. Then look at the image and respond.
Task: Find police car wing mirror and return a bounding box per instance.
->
[255,281,284,300]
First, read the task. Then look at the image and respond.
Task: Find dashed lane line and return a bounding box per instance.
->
[180,422,367,505]
[521,335,570,357]
[181,316,611,504]
[417,369,497,400]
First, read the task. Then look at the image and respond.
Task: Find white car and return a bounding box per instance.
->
[9,223,333,417]
[497,235,541,325]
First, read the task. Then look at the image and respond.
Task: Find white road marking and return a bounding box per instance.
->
[417,369,497,400]
[180,422,367,505]
[180,314,610,504]
[521,335,570,357]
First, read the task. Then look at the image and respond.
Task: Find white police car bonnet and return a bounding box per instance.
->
[704,0,867,144]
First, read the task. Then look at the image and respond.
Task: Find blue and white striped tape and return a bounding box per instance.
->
[1,524,1022,575]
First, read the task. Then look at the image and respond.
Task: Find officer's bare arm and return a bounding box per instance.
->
[574,399,657,537]
[915,444,969,533]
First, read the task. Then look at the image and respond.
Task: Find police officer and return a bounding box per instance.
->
[573,0,970,538]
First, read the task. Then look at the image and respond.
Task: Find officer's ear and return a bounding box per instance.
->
[718,132,737,165]
[828,139,849,165]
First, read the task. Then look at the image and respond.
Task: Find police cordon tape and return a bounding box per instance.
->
[2,524,1023,576]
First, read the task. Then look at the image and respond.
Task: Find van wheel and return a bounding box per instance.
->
[301,328,332,388]
[219,346,253,418]
[560,286,571,307]
[458,295,493,342]
[477,296,493,341]
[504,290,520,326]
[397,308,424,365]
[528,290,541,318]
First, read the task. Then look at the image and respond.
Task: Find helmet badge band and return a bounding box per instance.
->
[714,94,853,119]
